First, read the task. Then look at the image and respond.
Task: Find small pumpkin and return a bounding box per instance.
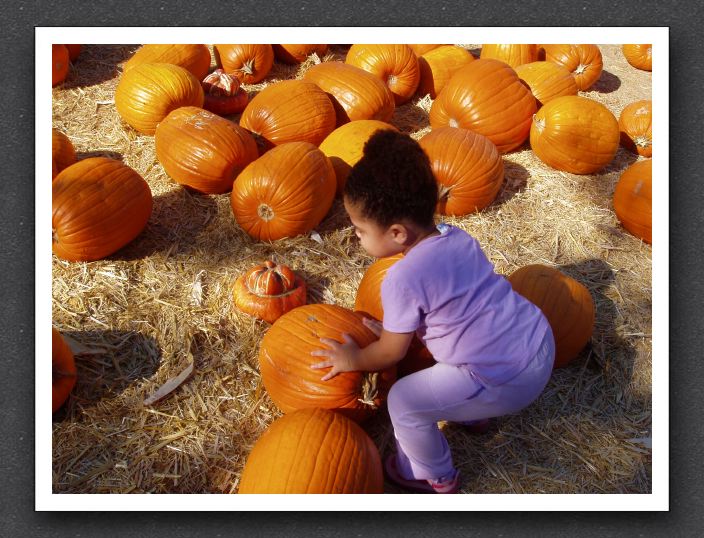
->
[508,264,594,368]
[273,44,328,64]
[618,100,652,158]
[52,44,69,86]
[52,157,153,261]
[238,408,383,493]
[480,44,538,68]
[52,128,77,179]
[258,303,396,422]
[541,44,603,91]
[213,44,274,84]
[416,45,475,99]
[155,106,258,194]
[231,142,336,241]
[345,44,420,105]
[514,61,578,107]
[115,62,204,135]
[201,69,249,116]
[418,126,504,216]
[64,44,81,62]
[613,159,652,244]
[233,260,307,323]
[123,44,212,80]
[52,327,77,413]
[622,44,652,71]
[530,95,620,174]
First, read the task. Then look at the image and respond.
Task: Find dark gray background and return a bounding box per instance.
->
[2,0,701,536]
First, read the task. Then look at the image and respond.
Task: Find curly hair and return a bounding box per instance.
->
[343,130,438,229]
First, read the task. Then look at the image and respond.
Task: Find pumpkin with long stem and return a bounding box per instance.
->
[201,69,249,116]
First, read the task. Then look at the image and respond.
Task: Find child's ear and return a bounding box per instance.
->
[388,223,408,245]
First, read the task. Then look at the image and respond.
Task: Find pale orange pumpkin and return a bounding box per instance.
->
[480,44,538,68]
[622,44,652,71]
[541,44,603,91]
[123,44,212,80]
[273,44,328,64]
[416,45,475,99]
[514,61,578,107]
[613,159,652,244]
[52,327,77,413]
[52,128,76,179]
[213,44,274,84]
[618,100,652,158]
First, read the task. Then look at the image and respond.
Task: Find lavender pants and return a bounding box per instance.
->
[388,330,555,481]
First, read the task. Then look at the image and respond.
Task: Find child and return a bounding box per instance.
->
[310,130,555,494]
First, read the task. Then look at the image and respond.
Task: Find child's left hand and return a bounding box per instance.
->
[310,334,361,381]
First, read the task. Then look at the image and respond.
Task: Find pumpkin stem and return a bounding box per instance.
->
[633,135,651,148]
[238,59,255,77]
[358,372,379,409]
[52,227,58,244]
[257,204,275,222]
[387,74,398,87]
[448,118,459,128]
[438,184,452,202]
[574,62,589,75]
[533,114,545,134]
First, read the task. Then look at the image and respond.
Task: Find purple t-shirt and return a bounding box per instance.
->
[381,224,551,386]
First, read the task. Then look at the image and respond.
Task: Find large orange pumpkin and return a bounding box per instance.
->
[622,44,652,71]
[514,61,578,107]
[429,59,537,154]
[480,44,538,68]
[416,45,475,99]
[541,44,603,91]
[258,303,396,422]
[213,44,274,84]
[52,44,69,86]
[115,63,204,135]
[318,119,398,195]
[613,159,652,244]
[418,126,504,215]
[618,100,652,158]
[52,327,77,413]
[123,44,212,80]
[231,142,336,241]
[233,260,307,323]
[155,106,258,194]
[273,44,328,64]
[52,157,153,261]
[239,79,336,152]
[52,128,76,179]
[238,407,383,493]
[345,44,420,105]
[302,61,395,125]
[508,264,594,368]
[530,95,620,174]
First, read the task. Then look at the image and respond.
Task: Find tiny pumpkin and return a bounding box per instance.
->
[52,327,77,413]
[613,159,652,244]
[52,44,69,86]
[273,44,328,64]
[541,44,603,91]
[213,44,274,84]
[480,44,538,68]
[618,100,652,158]
[622,44,652,71]
[123,44,212,80]
[52,128,77,179]
[201,69,249,116]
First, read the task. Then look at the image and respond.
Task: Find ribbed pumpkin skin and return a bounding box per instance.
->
[233,261,307,323]
[419,126,504,216]
[52,327,77,413]
[613,159,652,244]
[622,44,652,71]
[508,264,594,368]
[273,44,328,64]
[52,128,77,179]
[238,408,383,493]
[258,304,396,422]
[52,44,69,86]
[52,157,153,261]
[541,44,603,91]
[480,44,538,68]
[530,95,619,174]
[514,61,578,107]
[239,80,336,151]
[618,100,652,158]
[115,63,204,135]
[123,44,212,80]
[155,106,258,194]
[345,44,420,105]
[231,142,336,241]
[408,44,445,56]
[319,120,398,195]
[429,59,537,153]
[213,44,274,84]
[417,45,475,99]
[302,61,395,126]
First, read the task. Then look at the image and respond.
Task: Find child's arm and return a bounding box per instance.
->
[310,317,413,381]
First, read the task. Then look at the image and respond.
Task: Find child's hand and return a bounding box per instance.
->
[362,316,383,338]
[310,333,361,381]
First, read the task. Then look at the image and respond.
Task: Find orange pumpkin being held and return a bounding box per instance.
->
[233,260,307,324]
[201,69,249,116]
[613,159,652,244]
[52,327,77,413]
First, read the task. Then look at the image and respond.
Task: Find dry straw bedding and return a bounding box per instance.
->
[51,44,653,494]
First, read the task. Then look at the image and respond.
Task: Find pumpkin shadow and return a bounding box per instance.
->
[391,98,430,133]
[589,69,622,94]
[59,44,140,89]
[490,159,530,207]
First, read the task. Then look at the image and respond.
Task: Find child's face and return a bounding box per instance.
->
[344,198,405,258]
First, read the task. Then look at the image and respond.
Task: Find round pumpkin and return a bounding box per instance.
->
[514,61,579,107]
[530,95,620,174]
[622,44,652,71]
[302,61,395,125]
[155,106,258,194]
[416,45,475,99]
[508,264,594,368]
[258,303,396,422]
[238,407,383,493]
[418,126,504,216]
[541,44,603,91]
[213,44,274,84]
[233,260,307,323]
[231,142,336,241]
[123,44,211,80]
[52,44,69,86]
[318,119,398,195]
[115,62,204,135]
[273,44,328,64]
[52,157,153,261]
[52,128,77,179]
[201,69,249,116]
[613,159,652,244]
[429,58,537,153]
[345,44,420,105]
[408,44,445,56]
[239,79,336,152]
[52,327,77,413]
[618,100,652,158]
[480,44,538,68]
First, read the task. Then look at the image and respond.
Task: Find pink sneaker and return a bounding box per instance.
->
[384,454,460,494]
